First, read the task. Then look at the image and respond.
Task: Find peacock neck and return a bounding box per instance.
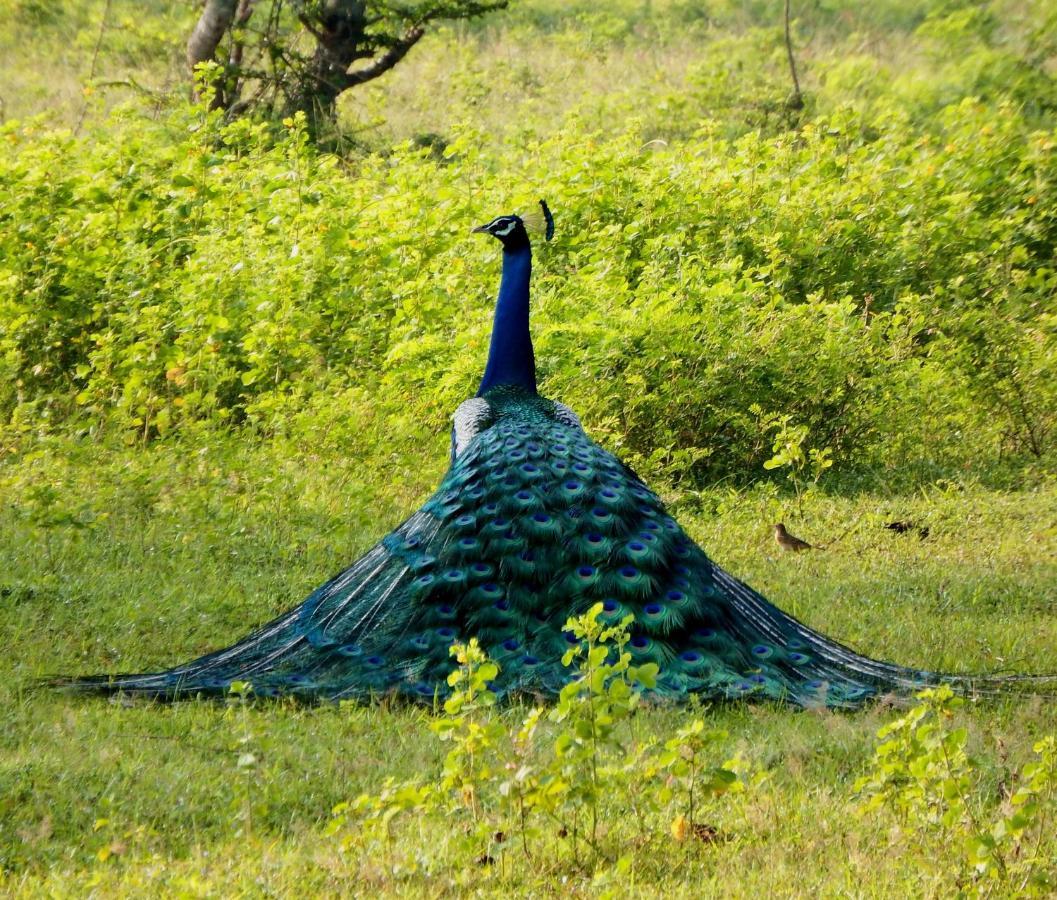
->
[477,245,536,397]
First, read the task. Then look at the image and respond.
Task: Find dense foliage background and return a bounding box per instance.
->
[2,0,1055,490]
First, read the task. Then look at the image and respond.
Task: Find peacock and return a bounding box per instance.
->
[58,202,1056,708]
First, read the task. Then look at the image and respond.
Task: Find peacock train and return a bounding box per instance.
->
[57,202,1057,708]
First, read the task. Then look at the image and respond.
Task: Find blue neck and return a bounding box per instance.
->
[477,245,536,397]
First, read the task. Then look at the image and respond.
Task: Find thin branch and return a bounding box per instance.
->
[75,0,113,134]
[783,0,803,110]
[343,25,425,88]
[229,0,257,69]
[227,0,257,107]
[296,10,327,43]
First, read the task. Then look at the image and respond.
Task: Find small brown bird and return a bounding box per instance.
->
[774,522,814,552]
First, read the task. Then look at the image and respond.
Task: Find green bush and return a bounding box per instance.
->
[1,0,1055,489]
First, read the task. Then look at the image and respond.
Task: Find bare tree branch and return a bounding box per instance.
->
[783,0,803,110]
[343,25,424,87]
[228,0,257,69]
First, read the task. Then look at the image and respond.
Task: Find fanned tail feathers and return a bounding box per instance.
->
[55,388,1057,708]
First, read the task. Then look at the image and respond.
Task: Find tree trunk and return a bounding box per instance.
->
[187,0,239,106]
[285,0,370,130]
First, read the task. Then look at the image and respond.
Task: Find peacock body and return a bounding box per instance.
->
[60,206,1055,707]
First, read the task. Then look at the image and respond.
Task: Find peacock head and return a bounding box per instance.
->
[472,215,530,250]
[472,200,554,250]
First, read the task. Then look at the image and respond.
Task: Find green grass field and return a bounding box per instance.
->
[2,440,1056,895]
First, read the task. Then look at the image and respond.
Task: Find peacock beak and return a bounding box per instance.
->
[471,224,490,234]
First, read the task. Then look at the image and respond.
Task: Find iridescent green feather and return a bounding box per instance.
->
[58,386,1057,706]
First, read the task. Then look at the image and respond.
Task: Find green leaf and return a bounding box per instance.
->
[632,663,659,688]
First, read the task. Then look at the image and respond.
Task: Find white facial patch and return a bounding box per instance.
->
[492,220,516,237]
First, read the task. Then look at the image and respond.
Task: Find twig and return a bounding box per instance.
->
[228,0,258,105]
[783,0,803,110]
[75,0,113,134]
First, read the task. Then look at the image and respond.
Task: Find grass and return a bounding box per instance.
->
[2,437,1056,894]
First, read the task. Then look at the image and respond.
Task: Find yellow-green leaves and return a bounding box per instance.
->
[857,687,1057,893]
[3,88,1055,483]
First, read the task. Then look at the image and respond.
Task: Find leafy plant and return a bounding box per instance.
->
[325,611,750,874]
[755,407,834,513]
[547,604,658,858]
[655,719,739,841]
[227,680,266,839]
[3,70,1056,488]
[497,706,546,859]
[431,639,505,822]
[854,685,975,832]
[856,686,1057,894]
[970,735,1057,895]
